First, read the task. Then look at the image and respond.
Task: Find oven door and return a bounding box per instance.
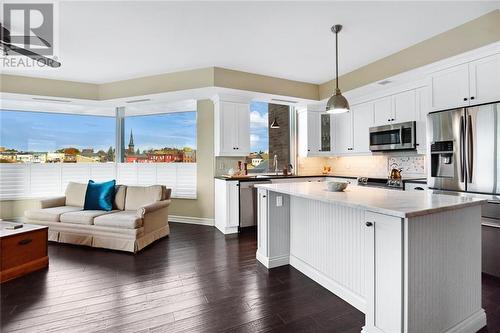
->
[369,121,416,151]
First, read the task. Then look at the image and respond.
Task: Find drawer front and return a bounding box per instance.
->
[1,229,47,270]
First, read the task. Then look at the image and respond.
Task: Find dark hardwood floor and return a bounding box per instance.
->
[1,223,500,333]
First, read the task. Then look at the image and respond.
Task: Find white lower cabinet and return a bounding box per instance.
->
[365,211,403,333]
[214,179,240,234]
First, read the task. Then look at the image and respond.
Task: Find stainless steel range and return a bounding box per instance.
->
[357,177,404,190]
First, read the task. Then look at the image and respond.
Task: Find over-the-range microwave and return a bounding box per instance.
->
[369,121,416,152]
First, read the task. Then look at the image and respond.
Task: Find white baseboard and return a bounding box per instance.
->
[215,224,238,234]
[290,254,366,313]
[256,251,289,268]
[445,309,486,333]
[169,215,214,226]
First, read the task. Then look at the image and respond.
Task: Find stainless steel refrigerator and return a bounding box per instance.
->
[428,102,500,194]
[427,101,500,277]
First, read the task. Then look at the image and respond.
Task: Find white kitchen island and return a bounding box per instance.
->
[255,182,487,333]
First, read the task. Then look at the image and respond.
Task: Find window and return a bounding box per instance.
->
[0,110,115,163]
[247,102,269,173]
[124,112,197,163]
[246,102,290,173]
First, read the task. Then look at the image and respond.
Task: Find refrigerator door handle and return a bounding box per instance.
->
[467,114,474,183]
[459,115,465,183]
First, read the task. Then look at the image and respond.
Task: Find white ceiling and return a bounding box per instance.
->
[3,1,499,84]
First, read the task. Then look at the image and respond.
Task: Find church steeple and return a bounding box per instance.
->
[128,130,135,154]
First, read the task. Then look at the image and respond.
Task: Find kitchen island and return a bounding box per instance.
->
[255,182,487,333]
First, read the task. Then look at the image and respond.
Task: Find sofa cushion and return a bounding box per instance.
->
[93,211,143,229]
[84,180,116,211]
[124,185,163,210]
[25,206,82,222]
[60,210,116,225]
[114,185,127,210]
[65,182,87,207]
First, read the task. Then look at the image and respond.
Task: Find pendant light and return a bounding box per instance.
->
[326,24,350,114]
[270,117,280,129]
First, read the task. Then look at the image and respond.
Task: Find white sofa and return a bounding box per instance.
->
[24,182,171,253]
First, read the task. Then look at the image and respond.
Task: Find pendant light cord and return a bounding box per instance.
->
[335,29,339,91]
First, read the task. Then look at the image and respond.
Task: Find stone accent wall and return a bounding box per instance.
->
[268,104,290,172]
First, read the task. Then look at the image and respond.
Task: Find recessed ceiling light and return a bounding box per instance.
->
[32,97,72,103]
[125,98,151,104]
[377,80,392,85]
[271,98,298,104]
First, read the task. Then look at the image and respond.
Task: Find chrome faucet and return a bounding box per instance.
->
[273,154,279,175]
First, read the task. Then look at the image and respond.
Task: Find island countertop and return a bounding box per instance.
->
[255,182,487,218]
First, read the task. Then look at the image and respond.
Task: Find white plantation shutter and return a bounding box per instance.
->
[116,163,138,185]
[0,162,196,200]
[0,164,28,199]
[175,163,197,198]
[90,163,116,182]
[61,164,91,190]
[30,164,61,197]
[137,164,157,186]
[156,163,178,193]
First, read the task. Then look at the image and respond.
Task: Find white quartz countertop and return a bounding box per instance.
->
[255,182,487,218]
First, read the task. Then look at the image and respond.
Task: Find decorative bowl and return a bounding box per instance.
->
[326,181,348,192]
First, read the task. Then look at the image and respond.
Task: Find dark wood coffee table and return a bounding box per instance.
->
[1,222,49,283]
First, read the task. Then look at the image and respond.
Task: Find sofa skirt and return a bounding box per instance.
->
[25,219,169,253]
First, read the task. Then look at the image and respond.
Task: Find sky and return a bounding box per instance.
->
[0,109,196,152]
[249,101,269,154]
[125,112,196,151]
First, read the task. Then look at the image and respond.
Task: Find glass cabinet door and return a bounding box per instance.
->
[320,113,331,152]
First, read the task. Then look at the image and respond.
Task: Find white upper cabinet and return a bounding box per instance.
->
[374,91,416,126]
[351,102,374,153]
[430,63,470,111]
[214,100,250,156]
[373,97,393,126]
[469,53,500,105]
[333,111,353,154]
[430,53,500,111]
[415,86,429,152]
[298,110,334,157]
[392,90,416,123]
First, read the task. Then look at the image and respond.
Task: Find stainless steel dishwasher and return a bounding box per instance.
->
[239,180,271,228]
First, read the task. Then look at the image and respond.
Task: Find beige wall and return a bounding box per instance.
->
[0,199,39,220]
[319,9,500,99]
[0,74,99,100]
[168,99,215,219]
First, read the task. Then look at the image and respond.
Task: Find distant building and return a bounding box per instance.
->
[128,130,135,154]
[183,150,196,163]
[46,152,65,163]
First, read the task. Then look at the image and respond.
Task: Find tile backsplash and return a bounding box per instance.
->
[298,154,426,179]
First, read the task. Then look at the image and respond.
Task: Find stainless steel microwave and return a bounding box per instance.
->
[369,121,416,152]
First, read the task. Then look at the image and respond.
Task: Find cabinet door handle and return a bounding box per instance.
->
[18,239,32,245]
[387,118,391,122]
[365,222,373,227]
[463,97,468,101]
[262,195,266,198]
[470,96,475,100]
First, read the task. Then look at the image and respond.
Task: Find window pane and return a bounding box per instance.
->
[0,110,115,163]
[124,111,197,163]
[247,102,269,173]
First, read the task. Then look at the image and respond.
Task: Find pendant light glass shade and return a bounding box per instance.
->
[326,24,349,114]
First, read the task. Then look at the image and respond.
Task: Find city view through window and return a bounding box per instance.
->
[246,102,269,173]
[124,112,196,163]
[0,110,197,164]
